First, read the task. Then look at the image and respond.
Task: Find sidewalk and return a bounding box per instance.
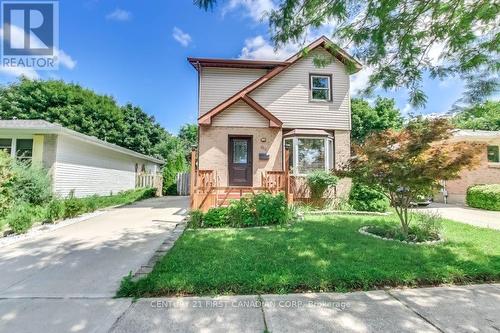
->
[108,284,500,333]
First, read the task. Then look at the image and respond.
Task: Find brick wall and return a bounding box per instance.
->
[435,148,500,204]
[198,126,282,187]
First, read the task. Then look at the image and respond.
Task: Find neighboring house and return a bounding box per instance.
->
[436,129,500,204]
[189,36,361,196]
[0,120,164,198]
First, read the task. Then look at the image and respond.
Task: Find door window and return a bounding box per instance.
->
[233,139,248,163]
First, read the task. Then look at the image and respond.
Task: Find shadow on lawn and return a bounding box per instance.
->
[124,215,500,297]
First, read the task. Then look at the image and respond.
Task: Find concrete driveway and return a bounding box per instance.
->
[0,196,188,333]
[415,203,500,230]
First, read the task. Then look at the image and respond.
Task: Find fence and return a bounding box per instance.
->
[176,172,190,195]
[135,172,163,197]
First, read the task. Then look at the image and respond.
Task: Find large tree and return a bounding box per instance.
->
[341,117,482,235]
[351,97,403,143]
[196,0,499,107]
[452,100,500,131]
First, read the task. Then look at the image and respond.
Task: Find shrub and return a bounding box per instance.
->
[466,184,500,211]
[253,192,289,225]
[6,204,34,234]
[203,207,229,227]
[306,171,338,200]
[411,211,443,241]
[62,191,86,218]
[227,196,254,227]
[0,151,14,217]
[188,210,204,228]
[10,162,52,206]
[349,182,389,212]
[46,199,64,222]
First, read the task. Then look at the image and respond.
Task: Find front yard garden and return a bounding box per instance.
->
[118,213,500,297]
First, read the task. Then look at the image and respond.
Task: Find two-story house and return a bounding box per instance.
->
[189,36,362,199]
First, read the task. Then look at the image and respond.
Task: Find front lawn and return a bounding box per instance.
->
[118,214,500,297]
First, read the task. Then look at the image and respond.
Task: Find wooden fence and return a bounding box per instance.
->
[135,172,163,197]
[176,172,190,195]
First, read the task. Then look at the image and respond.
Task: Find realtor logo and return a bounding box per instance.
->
[1,0,59,69]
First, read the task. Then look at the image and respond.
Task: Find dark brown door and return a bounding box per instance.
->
[228,136,252,186]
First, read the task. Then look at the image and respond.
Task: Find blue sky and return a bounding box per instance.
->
[0,0,467,134]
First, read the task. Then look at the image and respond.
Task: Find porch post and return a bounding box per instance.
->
[189,148,196,209]
[284,148,293,204]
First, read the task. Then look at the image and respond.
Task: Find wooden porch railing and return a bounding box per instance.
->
[190,148,294,211]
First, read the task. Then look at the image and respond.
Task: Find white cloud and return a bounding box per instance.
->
[401,103,413,115]
[238,35,297,60]
[223,0,276,22]
[106,8,131,22]
[172,27,192,47]
[350,66,373,96]
[0,24,76,79]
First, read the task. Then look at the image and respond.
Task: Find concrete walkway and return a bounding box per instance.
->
[0,196,188,333]
[108,284,499,333]
[415,203,500,230]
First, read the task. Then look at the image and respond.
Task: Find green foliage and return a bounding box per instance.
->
[452,101,500,131]
[10,162,52,206]
[187,210,204,229]
[466,184,500,211]
[0,151,14,217]
[46,199,64,222]
[203,207,229,227]
[154,136,188,195]
[0,78,167,156]
[351,98,403,144]
[6,204,34,234]
[349,182,389,212]
[188,193,293,228]
[341,117,482,235]
[196,0,499,106]
[306,171,338,199]
[178,124,198,151]
[366,212,443,242]
[62,191,86,219]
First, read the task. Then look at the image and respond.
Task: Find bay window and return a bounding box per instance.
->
[284,136,334,175]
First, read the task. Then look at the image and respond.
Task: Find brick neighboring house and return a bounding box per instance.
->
[435,129,500,204]
[188,36,362,206]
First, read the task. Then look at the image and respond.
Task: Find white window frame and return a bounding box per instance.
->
[0,136,34,161]
[310,75,331,102]
[283,136,334,175]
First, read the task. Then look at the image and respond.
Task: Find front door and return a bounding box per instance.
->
[228,136,252,186]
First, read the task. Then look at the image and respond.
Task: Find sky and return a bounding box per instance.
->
[0,0,468,134]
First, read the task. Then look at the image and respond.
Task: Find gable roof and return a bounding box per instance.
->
[0,119,164,164]
[188,58,288,71]
[195,36,362,127]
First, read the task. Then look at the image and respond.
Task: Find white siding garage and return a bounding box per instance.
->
[0,120,164,198]
[54,135,158,197]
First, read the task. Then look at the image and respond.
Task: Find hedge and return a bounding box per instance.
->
[466,184,500,211]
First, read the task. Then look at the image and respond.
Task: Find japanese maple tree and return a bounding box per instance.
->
[341,117,482,235]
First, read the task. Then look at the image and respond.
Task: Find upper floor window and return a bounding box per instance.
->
[310,74,331,101]
[487,145,499,163]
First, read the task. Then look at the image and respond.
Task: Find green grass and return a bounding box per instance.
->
[118,215,500,297]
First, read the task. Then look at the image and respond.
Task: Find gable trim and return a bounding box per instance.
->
[197,36,362,127]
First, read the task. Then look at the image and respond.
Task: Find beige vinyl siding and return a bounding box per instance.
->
[199,67,267,116]
[250,47,351,130]
[212,100,268,127]
[53,135,157,198]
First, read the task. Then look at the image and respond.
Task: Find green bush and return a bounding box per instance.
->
[227,197,254,227]
[10,162,52,206]
[62,191,86,218]
[349,182,390,212]
[45,199,64,223]
[306,171,338,200]
[189,193,294,228]
[6,204,34,234]
[187,210,204,228]
[203,207,229,227]
[466,184,500,211]
[0,151,14,217]
[254,192,289,225]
